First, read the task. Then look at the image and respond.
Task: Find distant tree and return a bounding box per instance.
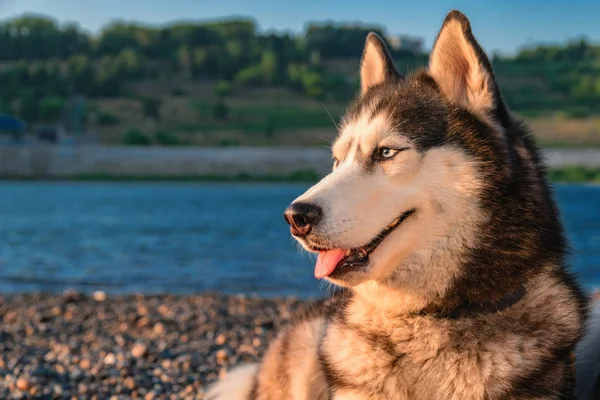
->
[154,130,183,146]
[0,102,13,114]
[214,80,232,97]
[96,56,122,97]
[18,92,40,122]
[264,117,276,138]
[39,97,65,122]
[301,71,324,99]
[213,98,230,120]
[68,55,96,95]
[123,128,151,145]
[116,48,145,79]
[141,97,161,121]
[260,50,278,84]
[96,111,119,126]
[235,65,263,86]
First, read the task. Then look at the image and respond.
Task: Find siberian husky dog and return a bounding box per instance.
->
[207,10,599,400]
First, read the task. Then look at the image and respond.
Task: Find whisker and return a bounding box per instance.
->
[321,103,340,132]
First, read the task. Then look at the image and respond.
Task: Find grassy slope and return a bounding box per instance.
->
[87,58,600,148]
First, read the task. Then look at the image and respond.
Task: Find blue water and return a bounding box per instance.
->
[0,182,598,298]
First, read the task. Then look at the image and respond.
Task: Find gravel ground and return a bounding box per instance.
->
[0,290,597,400]
[0,291,337,400]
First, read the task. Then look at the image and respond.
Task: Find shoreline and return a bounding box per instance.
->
[0,292,334,399]
[0,165,599,184]
[0,291,597,399]
[2,146,600,183]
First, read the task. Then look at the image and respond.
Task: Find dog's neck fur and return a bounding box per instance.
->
[351,278,527,320]
[417,285,527,319]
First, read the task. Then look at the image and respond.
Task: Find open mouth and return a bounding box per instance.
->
[313,209,416,279]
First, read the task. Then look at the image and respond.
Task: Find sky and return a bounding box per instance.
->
[2,0,600,54]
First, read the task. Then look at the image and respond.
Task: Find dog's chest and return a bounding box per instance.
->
[318,315,488,400]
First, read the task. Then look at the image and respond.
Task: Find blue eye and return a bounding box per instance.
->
[380,148,396,158]
[376,147,399,160]
[373,147,409,162]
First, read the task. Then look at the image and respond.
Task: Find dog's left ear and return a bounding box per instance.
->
[360,32,402,95]
[429,10,506,121]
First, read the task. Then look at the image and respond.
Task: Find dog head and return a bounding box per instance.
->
[284,11,564,306]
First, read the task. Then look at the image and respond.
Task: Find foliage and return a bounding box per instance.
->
[96,111,119,126]
[154,130,186,146]
[1,14,600,117]
[214,80,232,97]
[18,91,40,122]
[39,97,65,122]
[547,166,600,183]
[213,98,230,120]
[141,97,161,121]
[122,128,151,145]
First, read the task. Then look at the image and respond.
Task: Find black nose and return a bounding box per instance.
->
[283,202,322,237]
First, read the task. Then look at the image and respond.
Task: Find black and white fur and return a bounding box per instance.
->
[208,10,600,400]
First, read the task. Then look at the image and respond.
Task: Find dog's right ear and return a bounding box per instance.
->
[429,10,507,122]
[360,32,401,95]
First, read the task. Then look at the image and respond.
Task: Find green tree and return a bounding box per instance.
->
[301,71,324,99]
[39,97,65,122]
[123,128,151,145]
[96,56,122,97]
[141,97,161,121]
[96,111,119,126]
[116,48,145,78]
[260,50,278,84]
[213,98,230,120]
[68,55,96,95]
[265,116,276,138]
[19,92,40,122]
[155,130,182,145]
[235,65,263,86]
[214,80,232,97]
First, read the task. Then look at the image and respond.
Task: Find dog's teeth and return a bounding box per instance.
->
[345,249,351,256]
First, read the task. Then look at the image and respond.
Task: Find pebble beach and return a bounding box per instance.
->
[0,291,338,400]
[0,290,597,400]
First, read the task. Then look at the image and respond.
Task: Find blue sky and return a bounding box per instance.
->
[3,0,600,54]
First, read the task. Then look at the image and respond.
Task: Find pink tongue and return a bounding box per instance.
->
[315,249,347,279]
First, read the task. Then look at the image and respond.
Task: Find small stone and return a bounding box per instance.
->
[3,311,17,323]
[123,377,136,390]
[92,291,107,302]
[79,359,91,370]
[144,392,155,400]
[16,377,30,391]
[104,353,116,365]
[153,323,166,336]
[215,334,226,345]
[252,338,261,347]
[131,342,148,358]
[215,349,229,363]
[137,317,150,328]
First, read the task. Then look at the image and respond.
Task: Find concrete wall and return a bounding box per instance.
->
[0,145,598,178]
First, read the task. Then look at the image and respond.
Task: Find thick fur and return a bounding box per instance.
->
[207,10,597,400]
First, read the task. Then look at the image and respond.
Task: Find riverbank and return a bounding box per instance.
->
[0,291,597,399]
[1,166,599,183]
[0,292,337,399]
[2,145,600,182]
